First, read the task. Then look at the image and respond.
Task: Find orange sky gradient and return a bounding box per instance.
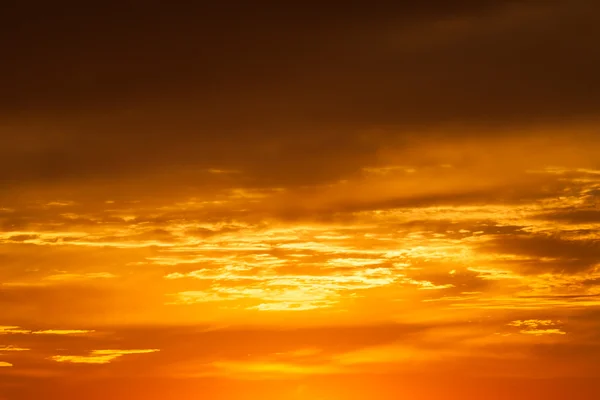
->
[1,1,600,399]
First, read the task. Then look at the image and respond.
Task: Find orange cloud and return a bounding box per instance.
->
[50,349,160,364]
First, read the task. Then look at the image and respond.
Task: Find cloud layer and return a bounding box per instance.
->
[1,1,599,399]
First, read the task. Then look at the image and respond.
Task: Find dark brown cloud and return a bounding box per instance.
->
[2,0,598,121]
[1,0,599,192]
[537,210,600,224]
[478,234,600,273]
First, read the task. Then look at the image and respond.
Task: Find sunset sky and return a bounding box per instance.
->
[1,1,600,399]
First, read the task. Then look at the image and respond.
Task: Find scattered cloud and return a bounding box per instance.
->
[1,1,600,397]
[508,320,566,336]
[50,349,159,364]
[0,326,94,336]
[32,330,94,335]
[0,346,30,352]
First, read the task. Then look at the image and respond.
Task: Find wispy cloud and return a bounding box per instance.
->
[50,349,159,364]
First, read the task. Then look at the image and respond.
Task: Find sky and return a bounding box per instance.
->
[1,1,600,399]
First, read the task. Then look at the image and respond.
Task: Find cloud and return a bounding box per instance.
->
[477,234,600,273]
[0,326,93,336]
[210,360,340,378]
[50,349,159,364]
[537,210,600,224]
[0,346,30,352]
[520,329,566,336]
[0,2,599,398]
[166,263,416,310]
[507,319,566,336]
[32,330,94,335]
[1,1,599,194]
[0,327,31,335]
[508,320,558,328]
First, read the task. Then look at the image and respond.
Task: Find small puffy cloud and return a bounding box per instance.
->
[405,279,455,290]
[508,319,557,328]
[508,320,566,336]
[0,361,13,367]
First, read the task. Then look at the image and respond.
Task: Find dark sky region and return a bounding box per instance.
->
[1,1,599,399]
